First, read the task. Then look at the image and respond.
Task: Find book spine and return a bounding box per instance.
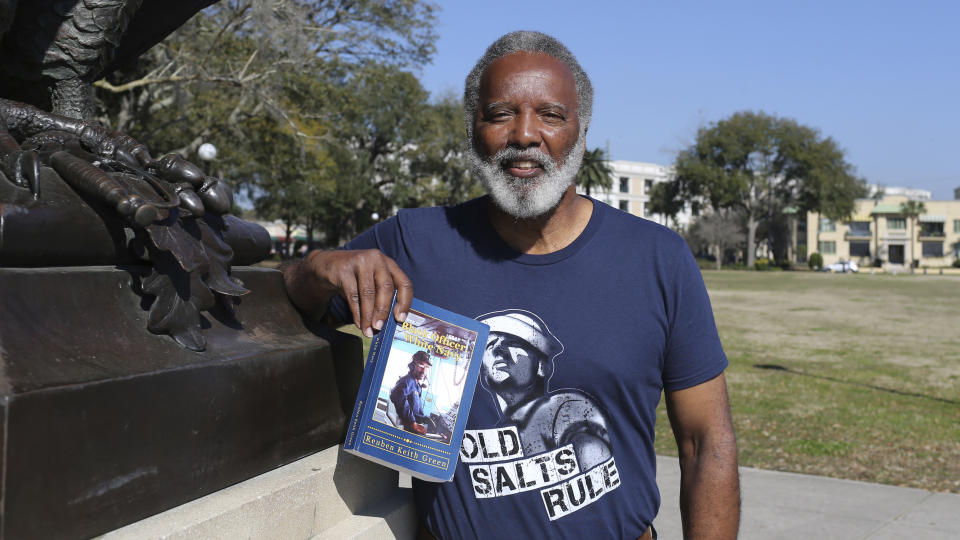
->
[343,297,396,450]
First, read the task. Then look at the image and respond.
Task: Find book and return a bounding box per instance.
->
[343,295,489,482]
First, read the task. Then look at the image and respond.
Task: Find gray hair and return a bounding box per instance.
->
[463,31,593,141]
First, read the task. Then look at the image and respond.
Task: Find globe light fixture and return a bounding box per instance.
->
[198,142,218,162]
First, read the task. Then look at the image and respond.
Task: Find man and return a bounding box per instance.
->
[390,350,433,436]
[285,31,739,539]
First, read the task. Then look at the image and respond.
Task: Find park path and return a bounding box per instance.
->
[655,455,960,539]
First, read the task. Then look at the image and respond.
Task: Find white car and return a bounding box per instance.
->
[824,261,859,273]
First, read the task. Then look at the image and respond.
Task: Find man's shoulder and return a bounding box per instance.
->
[395,197,486,226]
[592,199,688,251]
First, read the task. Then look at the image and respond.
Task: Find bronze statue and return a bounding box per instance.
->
[0,0,268,350]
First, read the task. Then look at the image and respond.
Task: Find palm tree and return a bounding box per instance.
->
[575,147,613,197]
[900,200,927,273]
[871,186,885,267]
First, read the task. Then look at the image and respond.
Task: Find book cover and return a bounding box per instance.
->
[343,296,489,482]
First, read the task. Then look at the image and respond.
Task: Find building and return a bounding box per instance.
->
[580,160,693,231]
[866,185,932,201]
[807,192,960,270]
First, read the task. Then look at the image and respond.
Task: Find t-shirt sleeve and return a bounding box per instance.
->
[327,215,407,324]
[661,241,728,391]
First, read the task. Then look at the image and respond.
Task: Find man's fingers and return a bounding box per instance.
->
[387,258,414,323]
[355,267,377,337]
[371,265,395,332]
[338,270,362,331]
[301,249,411,331]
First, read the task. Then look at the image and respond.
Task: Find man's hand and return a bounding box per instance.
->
[410,423,427,435]
[665,373,740,539]
[282,249,413,337]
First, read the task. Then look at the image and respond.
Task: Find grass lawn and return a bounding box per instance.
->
[654,271,960,493]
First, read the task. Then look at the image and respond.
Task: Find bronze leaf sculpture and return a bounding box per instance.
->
[0,0,269,350]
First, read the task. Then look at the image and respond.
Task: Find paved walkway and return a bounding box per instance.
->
[655,456,960,539]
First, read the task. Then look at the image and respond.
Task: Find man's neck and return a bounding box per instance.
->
[488,186,594,255]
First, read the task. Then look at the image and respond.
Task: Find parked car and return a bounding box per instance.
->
[824,261,859,273]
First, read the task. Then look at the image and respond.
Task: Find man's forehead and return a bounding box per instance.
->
[478,51,577,105]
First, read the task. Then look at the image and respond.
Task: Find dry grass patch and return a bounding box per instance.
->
[655,271,960,493]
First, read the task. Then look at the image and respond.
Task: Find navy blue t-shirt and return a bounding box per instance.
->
[331,196,727,539]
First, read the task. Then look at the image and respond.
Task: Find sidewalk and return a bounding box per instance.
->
[655,456,960,539]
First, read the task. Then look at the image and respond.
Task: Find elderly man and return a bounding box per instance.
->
[285,31,739,540]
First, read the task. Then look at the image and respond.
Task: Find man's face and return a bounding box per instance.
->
[482,332,541,390]
[468,51,585,219]
[413,360,429,380]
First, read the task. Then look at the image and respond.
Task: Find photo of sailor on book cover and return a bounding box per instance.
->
[373,309,480,444]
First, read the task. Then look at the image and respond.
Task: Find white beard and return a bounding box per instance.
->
[468,137,586,220]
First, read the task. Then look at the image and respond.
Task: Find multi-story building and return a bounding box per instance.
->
[806,192,960,270]
[580,160,693,231]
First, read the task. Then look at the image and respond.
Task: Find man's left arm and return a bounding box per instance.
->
[665,372,740,539]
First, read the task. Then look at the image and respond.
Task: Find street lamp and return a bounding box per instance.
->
[198,143,217,175]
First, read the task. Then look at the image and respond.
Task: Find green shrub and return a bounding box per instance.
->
[808,252,823,270]
[754,257,771,271]
[776,259,793,271]
[953,259,960,268]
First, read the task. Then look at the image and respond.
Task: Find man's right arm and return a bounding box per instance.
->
[281,249,414,337]
[390,381,416,427]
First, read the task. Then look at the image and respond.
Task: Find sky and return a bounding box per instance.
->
[417,0,960,200]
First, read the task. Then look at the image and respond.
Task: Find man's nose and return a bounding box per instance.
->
[509,109,541,149]
[490,341,511,361]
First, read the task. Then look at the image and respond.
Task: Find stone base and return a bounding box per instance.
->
[99,446,417,540]
[0,267,361,539]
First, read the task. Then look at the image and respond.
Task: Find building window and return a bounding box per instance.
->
[849,221,870,235]
[819,217,836,232]
[920,222,944,236]
[644,179,654,193]
[953,219,960,233]
[922,242,943,257]
[643,204,652,217]
[849,242,870,257]
[618,200,629,212]
[818,241,836,254]
[887,217,906,230]
[619,177,629,193]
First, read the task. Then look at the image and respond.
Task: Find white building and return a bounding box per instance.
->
[866,184,932,201]
[579,160,693,231]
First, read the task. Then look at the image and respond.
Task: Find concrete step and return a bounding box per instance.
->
[98,446,416,540]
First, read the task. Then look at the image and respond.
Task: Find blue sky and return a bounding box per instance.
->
[418,1,960,200]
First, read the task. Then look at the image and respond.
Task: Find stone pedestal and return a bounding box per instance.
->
[0,267,361,540]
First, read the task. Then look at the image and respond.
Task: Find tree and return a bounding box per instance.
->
[92,1,446,248]
[687,210,745,270]
[871,185,886,265]
[900,200,926,273]
[575,147,612,197]
[407,92,484,207]
[648,180,685,227]
[672,111,865,267]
